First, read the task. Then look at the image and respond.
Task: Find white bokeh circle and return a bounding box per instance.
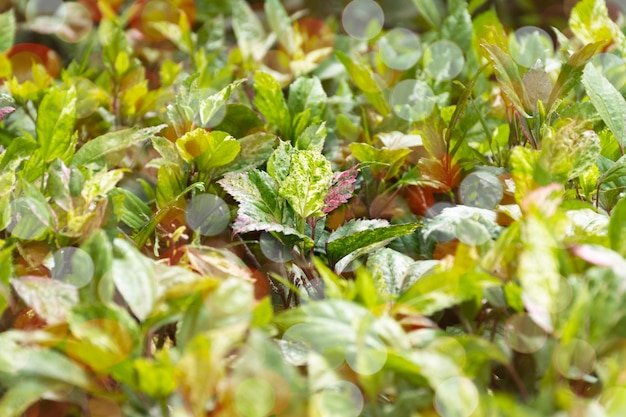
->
[459,171,503,210]
[316,381,364,417]
[185,194,230,236]
[341,0,384,41]
[509,26,554,68]
[51,247,94,288]
[423,40,465,81]
[434,376,480,417]
[378,28,422,70]
[390,79,435,122]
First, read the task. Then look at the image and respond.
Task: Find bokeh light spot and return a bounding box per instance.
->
[390,79,435,122]
[185,194,230,237]
[51,247,94,288]
[423,40,465,81]
[342,0,384,41]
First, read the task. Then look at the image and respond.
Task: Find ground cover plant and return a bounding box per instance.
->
[1,0,626,415]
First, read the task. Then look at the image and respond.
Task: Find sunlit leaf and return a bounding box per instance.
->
[37,87,76,163]
[279,150,333,218]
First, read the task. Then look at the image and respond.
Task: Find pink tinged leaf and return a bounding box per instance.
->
[322,166,359,214]
[0,106,15,121]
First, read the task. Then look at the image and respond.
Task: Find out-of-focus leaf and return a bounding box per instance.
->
[0,379,53,417]
[472,9,507,61]
[36,87,76,163]
[265,0,295,53]
[441,0,472,52]
[288,76,327,122]
[582,63,626,151]
[0,330,97,390]
[71,125,166,167]
[11,277,78,325]
[0,9,15,53]
[482,43,530,116]
[197,80,244,128]
[335,51,390,116]
[569,0,625,50]
[539,122,600,182]
[279,150,333,218]
[133,352,176,398]
[350,142,411,180]
[609,198,626,257]
[421,205,500,242]
[111,238,156,321]
[547,42,603,110]
[212,103,263,138]
[232,0,269,61]
[411,0,442,29]
[254,71,291,136]
[66,303,141,372]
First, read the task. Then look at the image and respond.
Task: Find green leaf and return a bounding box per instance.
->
[539,123,600,182]
[0,379,52,417]
[441,0,472,52]
[265,0,295,54]
[569,0,625,49]
[267,140,294,183]
[213,103,264,138]
[411,0,442,29]
[71,125,166,167]
[112,238,157,321]
[327,220,419,273]
[367,248,414,295]
[335,51,390,116]
[599,154,626,185]
[609,198,626,257]
[296,122,327,152]
[11,277,78,325]
[0,330,97,390]
[288,76,327,122]
[279,150,333,218]
[36,87,77,163]
[215,132,277,175]
[398,270,499,315]
[582,63,626,151]
[156,163,187,210]
[349,142,412,180]
[0,9,15,53]
[482,43,530,116]
[218,170,310,243]
[110,187,152,231]
[197,131,240,172]
[232,0,268,61]
[547,42,603,110]
[66,303,141,371]
[254,71,291,136]
[197,80,244,128]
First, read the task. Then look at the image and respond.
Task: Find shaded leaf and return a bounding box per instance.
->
[254,71,291,136]
[71,125,166,167]
[111,238,156,321]
[582,63,626,151]
[0,9,15,53]
[11,277,78,325]
[609,198,626,257]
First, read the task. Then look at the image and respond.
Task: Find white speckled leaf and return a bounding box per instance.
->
[279,150,333,218]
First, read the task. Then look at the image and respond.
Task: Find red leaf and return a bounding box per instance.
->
[322,166,359,214]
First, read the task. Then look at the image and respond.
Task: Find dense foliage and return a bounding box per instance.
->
[1,0,626,415]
